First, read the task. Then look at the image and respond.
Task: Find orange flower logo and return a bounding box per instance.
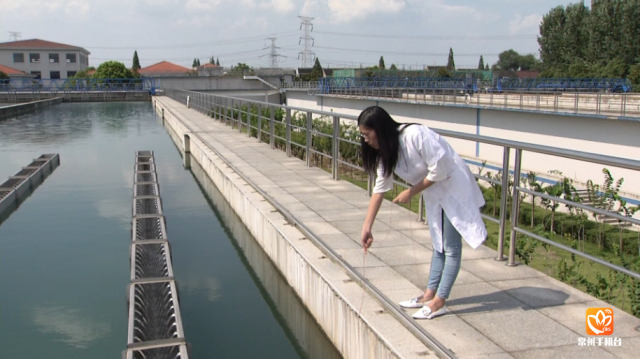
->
[586,308,614,336]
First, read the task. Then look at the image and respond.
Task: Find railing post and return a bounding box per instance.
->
[332,116,340,180]
[597,93,601,115]
[418,195,425,222]
[270,106,275,149]
[575,93,579,113]
[496,146,511,261]
[622,94,626,116]
[238,100,243,133]
[257,104,262,143]
[306,111,312,167]
[285,108,292,157]
[508,149,523,266]
[519,93,523,109]
[248,104,252,138]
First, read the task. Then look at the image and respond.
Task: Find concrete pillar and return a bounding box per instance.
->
[183,134,191,154]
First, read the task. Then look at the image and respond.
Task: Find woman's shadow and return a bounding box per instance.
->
[446,286,571,315]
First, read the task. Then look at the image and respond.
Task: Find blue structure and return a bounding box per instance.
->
[318,77,476,94]
[496,77,631,93]
[0,78,156,95]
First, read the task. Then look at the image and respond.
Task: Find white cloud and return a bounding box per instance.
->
[65,0,91,16]
[270,0,295,13]
[300,0,319,16]
[327,0,406,23]
[32,305,111,349]
[185,0,221,11]
[509,14,541,35]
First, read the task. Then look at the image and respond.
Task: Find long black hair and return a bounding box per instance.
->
[358,106,404,178]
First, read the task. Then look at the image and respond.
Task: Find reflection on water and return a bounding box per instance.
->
[0,102,341,359]
[32,306,111,349]
[188,154,343,359]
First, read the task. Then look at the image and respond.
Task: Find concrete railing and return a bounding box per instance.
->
[0,97,63,120]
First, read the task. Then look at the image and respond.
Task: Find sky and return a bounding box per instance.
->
[0,0,580,70]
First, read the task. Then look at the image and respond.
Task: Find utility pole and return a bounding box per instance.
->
[8,31,22,41]
[261,37,286,68]
[298,16,315,67]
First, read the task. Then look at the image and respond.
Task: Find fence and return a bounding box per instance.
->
[309,86,640,118]
[0,78,156,94]
[167,89,640,283]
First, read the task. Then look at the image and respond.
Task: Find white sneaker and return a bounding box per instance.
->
[412,305,447,319]
[399,297,430,308]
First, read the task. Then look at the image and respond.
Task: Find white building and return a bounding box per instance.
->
[0,39,90,80]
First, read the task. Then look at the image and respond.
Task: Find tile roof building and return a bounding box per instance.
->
[0,39,91,80]
[138,61,192,77]
[0,64,33,78]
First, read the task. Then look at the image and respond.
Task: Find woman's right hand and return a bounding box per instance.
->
[361,228,374,254]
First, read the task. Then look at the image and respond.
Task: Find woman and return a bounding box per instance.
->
[359,106,487,320]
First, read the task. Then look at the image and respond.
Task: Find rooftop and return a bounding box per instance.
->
[0,64,29,75]
[139,61,191,75]
[0,39,90,54]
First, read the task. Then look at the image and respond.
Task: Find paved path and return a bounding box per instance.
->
[158,96,640,359]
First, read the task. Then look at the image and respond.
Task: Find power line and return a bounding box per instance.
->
[85,31,299,50]
[298,15,315,67]
[313,31,537,41]
[314,45,503,57]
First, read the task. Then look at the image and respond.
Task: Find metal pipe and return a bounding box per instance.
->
[306,111,312,167]
[270,106,275,149]
[257,104,262,143]
[508,149,522,266]
[332,116,339,180]
[286,108,291,157]
[496,147,510,261]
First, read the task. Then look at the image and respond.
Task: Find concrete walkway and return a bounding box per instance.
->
[157,96,640,359]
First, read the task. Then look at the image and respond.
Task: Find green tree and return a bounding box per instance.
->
[216,58,220,66]
[93,61,135,78]
[538,6,567,74]
[0,71,8,80]
[379,56,386,70]
[437,67,451,78]
[485,64,489,70]
[446,48,455,70]
[234,63,251,72]
[197,59,201,66]
[390,63,397,70]
[307,57,324,81]
[478,55,484,70]
[209,56,215,64]
[519,54,542,71]
[132,50,141,71]
[494,49,521,71]
[629,64,640,90]
[192,58,198,68]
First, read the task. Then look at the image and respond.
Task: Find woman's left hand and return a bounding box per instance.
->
[393,189,412,204]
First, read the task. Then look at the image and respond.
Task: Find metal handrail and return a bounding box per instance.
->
[168,89,640,281]
[311,86,640,118]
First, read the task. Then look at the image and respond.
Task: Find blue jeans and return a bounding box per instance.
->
[427,210,462,300]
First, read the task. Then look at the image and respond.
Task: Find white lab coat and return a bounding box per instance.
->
[373,125,487,253]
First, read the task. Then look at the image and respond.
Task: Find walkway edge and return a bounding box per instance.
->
[154,96,447,359]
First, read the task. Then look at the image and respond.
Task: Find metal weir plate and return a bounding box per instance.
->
[126,151,189,359]
[0,154,60,216]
